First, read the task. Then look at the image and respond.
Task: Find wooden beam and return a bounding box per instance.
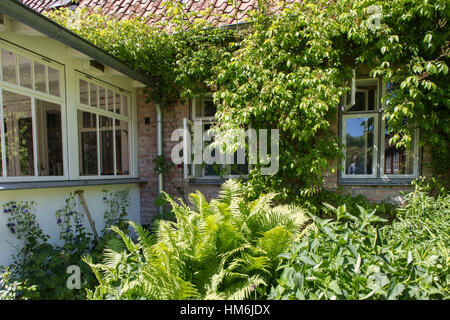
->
[75,190,100,242]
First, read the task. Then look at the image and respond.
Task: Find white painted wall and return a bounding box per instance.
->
[0,183,141,266]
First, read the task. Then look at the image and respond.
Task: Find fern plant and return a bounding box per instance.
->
[84,179,310,300]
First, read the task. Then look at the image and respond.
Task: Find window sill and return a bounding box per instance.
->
[337,178,415,187]
[0,178,147,191]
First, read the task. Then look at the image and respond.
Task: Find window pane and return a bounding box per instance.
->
[122,95,128,116]
[2,49,17,84]
[36,100,63,176]
[99,87,106,110]
[90,83,98,107]
[48,67,60,97]
[348,79,377,112]
[107,90,114,112]
[100,116,114,175]
[203,99,216,117]
[230,151,249,175]
[203,123,220,176]
[19,55,32,89]
[384,121,414,175]
[79,79,88,105]
[2,90,34,176]
[344,117,375,175]
[115,120,129,175]
[115,93,121,114]
[34,62,46,93]
[78,110,98,175]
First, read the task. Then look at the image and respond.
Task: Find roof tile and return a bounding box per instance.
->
[23,0,298,27]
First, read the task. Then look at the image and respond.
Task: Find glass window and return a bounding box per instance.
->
[90,83,98,107]
[2,49,17,84]
[18,55,32,89]
[99,87,106,110]
[78,110,98,176]
[2,90,34,176]
[48,67,60,97]
[343,116,375,175]
[35,100,63,176]
[115,120,129,175]
[77,77,132,177]
[99,116,114,176]
[383,120,414,175]
[115,93,121,114]
[79,79,88,105]
[34,62,46,93]
[341,77,418,180]
[122,95,128,116]
[107,89,114,112]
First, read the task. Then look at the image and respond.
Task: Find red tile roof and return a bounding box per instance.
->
[22,1,296,27]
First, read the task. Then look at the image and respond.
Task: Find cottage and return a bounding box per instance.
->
[0,0,434,266]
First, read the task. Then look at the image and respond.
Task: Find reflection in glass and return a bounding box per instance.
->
[19,55,32,89]
[48,67,60,97]
[115,120,129,175]
[115,93,121,114]
[79,79,88,105]
[34,62,46,93]
[2,49,17,84]
[384,121,414,175]
[36,100,63,176]
[78,110,98,175]
[99,87,106,110]
[107,90,114,112]
[3,90,34,176]
[100,116,114,175]
[122,95,128,116]
[90,83,98,107]
[345,117,374,175]
[347,79,377,112]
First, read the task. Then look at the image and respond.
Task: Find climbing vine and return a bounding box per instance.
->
[47,0,449,200]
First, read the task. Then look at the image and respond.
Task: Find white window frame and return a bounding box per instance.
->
[341,76,420,180]
[0,40,68,182]
[75,74,133,180]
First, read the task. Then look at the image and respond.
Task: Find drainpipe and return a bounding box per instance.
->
[156,104,163,215]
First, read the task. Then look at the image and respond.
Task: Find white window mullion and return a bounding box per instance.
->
[0,90,6,177]
[96,113,100,176]
[31,98,38,176]
[113,118,117,176]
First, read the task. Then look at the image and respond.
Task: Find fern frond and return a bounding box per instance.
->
[226,275,267,300]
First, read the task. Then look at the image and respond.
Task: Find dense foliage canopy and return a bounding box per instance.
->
[48,0,449,198]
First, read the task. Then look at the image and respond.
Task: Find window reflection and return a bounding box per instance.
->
[345,117,374,175]
[36,100,63,176]
[3,90,34,176]
[78,110,98,175]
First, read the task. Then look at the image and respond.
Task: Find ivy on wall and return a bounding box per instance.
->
[47,0,449,200]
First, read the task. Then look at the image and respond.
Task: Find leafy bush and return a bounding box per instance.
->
[269,185,449,300]
[1,190,131,300]
[0,267,36,300]
[84,180,310,300]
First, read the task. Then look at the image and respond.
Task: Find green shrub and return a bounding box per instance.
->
[84,180,310,300]
[269,185,449,300]
[1,190,131,300]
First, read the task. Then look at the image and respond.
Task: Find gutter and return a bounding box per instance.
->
[0,0,151,87]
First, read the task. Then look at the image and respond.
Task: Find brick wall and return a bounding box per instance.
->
[137,89,221,225]
[137,89,434,224]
